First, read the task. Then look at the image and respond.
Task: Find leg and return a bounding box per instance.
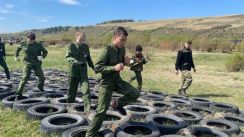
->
[0,60,10,79]
[178,71,186,95]
[67,77,79,103]
[182,70,193,90]
[33,66,45,91]
[17,65,32,96]
[116,80,140,107]
[80,68,91,112]
[85,85,113,137]
[135,71,142,90]
[129,71,137,83]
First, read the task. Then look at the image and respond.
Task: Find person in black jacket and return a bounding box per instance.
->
[175,40,196,95]
[0,37,10,80]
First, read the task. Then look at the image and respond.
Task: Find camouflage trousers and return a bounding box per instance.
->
[129,71,142,90]
[179,70,193,90]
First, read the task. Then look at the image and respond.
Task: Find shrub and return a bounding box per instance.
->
[225,53,244,72]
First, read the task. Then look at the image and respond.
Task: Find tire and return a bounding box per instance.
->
[2,95,28,108]
[88,110,132,127]
[0,85,10,92]
[240,114,244,117]
[199,119,240,135]
[53,97,83,107]
[40,113,87,134]
[55,87,68,94]
[189,97,212,108]
[160,135,186,137]
[124,105,156,118]
[167,98,191,108]
[27,89,45,98]
[178,126,229,137]
[168,95,188,100]
[148,101,176,112]
[146,114,186,135]
[13,98,50,111]
[223,114,244,127]
[147,91,168,97]
[62,126,114,137]
[189,107,214,116]
[171,110,202,125]
[0,91,15,100]
[210,102,239,114]
[67,103,97,115]
[140,94,165,103]
[41,93,65,99]
[27,104,66,120]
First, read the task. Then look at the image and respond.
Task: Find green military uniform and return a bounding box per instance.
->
[129,54,147,90]
[175,47,195,94]
[0,42,10,79]
[66,42,94,112]
[15,41,48,96]
[85,44,140,137]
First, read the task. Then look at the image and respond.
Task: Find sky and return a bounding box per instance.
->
[0,0,244,33]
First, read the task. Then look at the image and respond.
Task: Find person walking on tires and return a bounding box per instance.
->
[0,37,10,80]
[14,32,48,100]
[85,27,140,137]
[66,31,94,112]
[175,40,196,96]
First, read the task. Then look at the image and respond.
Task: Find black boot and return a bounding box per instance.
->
[178,89,182,95]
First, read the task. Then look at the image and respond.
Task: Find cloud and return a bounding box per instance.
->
[37,19,49,23]
[0,9,13,13]
[5,4,15,9]
[0,17,6,21]
[59,0,80,5]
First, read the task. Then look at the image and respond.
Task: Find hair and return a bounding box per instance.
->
[113,27,128,36]
[76,31,86,38]
[27,32,36,40]
[135,45,143,51]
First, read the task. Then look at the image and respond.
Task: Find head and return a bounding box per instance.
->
[184,40,192,49]
[76,31,86,44]
[112,27,128,48]
[135,45,143,56]
[27,32,36,42]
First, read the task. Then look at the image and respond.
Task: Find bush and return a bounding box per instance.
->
[225,53,244,72]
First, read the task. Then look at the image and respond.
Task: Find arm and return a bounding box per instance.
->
[15,44,24,57]
[40,43,48,58]
[65,44,79,64]
[190,52,195,69]
[94,47,115,74]
[2,43,6,57]
[175,50,182,71]
[86,47,94,68]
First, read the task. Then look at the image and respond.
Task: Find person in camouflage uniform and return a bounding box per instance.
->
[0,37,10,80]
[175,40,196,96]
[129,45,147,90]
[85,27,140,137]
[66,31,94,112]
[15,32,48,100]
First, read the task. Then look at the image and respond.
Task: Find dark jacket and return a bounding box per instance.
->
[0,42,6,58]
[130,54,147,72]
[175,48,195,71]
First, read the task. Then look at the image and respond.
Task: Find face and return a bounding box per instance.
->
[113,34,127,48]
[76,34,86,44]
[185,42,191,49]
[135,51,142,55]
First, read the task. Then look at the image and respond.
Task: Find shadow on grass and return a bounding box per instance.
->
[191,93,231,98]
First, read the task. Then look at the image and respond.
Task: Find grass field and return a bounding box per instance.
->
[0,44,243,137]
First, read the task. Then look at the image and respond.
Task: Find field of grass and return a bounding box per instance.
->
[0,44,243,137]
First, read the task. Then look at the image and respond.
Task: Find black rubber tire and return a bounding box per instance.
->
[27,104,66,120]
[62,126,114,137]
[27,89,45,98]
[147,91,168,97]
[168,95,188,100]
[171,110,203,125]
[1,95,28,108]
[146,114,186,135]
[160,135,186,137]
[223,114,244,127]
[199,119,240,135]
[55,87,68,94]
[189,97,212,108]
[148,101,176,112]
[67,103,97,115]
[210,102,239,114]
[41,92,65,99]
[0,85,10,92]
[13,98,50,111]
[139,94,165,104]
[178,126,229,137]
[53,97,83,107]
[240,114,244,117]
[116,122,160,137]
[167,98,192,108]
[88,110,132,127]
[40,113,87,134]
[189,107,214,116]
[0,91,15,100]
[124,105,156,118]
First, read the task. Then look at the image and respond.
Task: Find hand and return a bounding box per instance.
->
[77,61,84,65]
[175,70,179,75]
[130,59,134,64]
[193,68,196,72]
[114,63,124,71]
[14,56,20,62]
[37,56,43,61]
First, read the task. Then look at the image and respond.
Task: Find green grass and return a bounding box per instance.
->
[0,44,244,136]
